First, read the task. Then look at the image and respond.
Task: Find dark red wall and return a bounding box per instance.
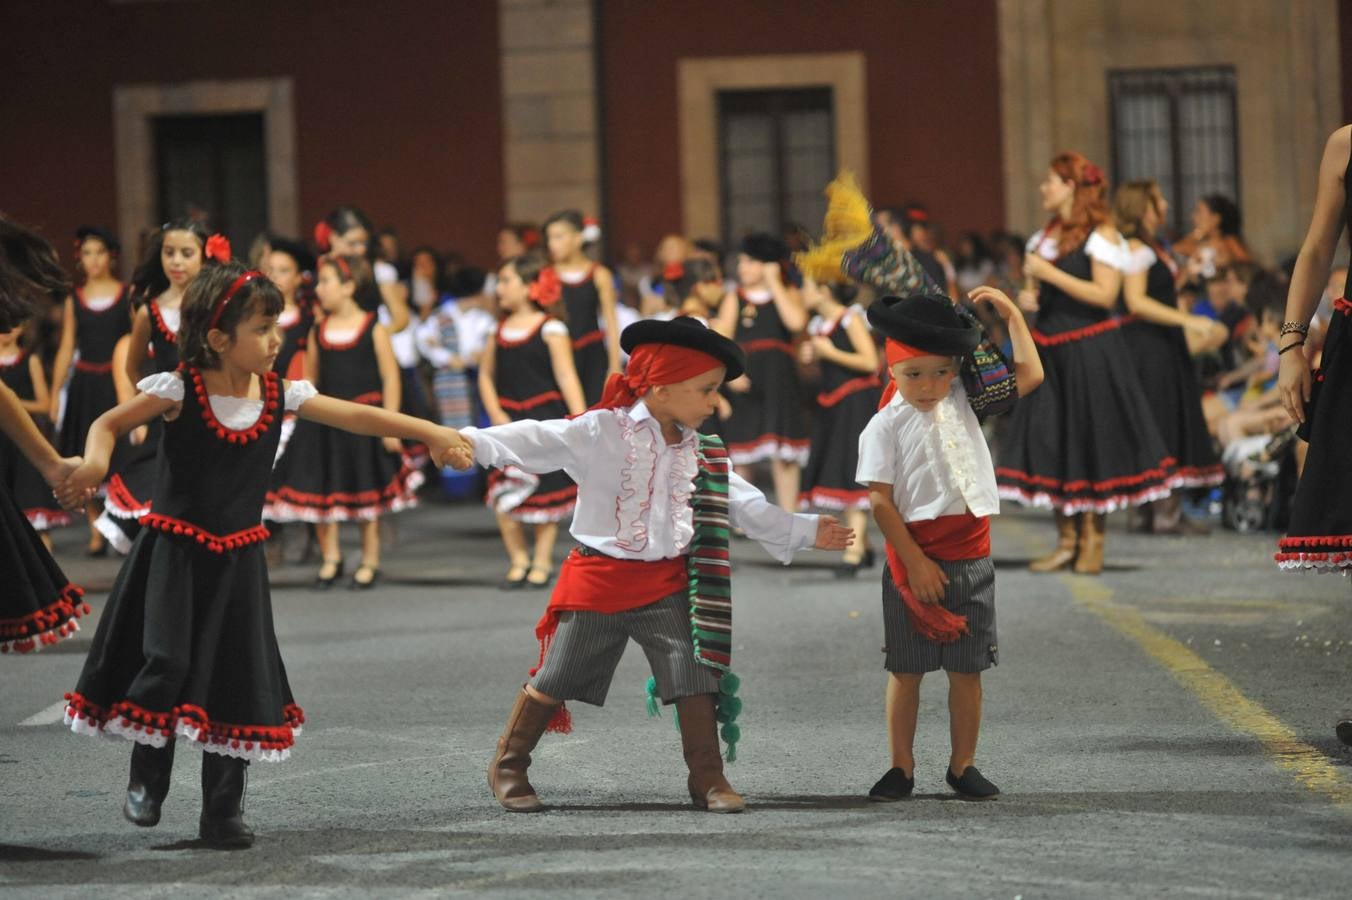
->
[597,0,1005,254]
[0,0,504,270]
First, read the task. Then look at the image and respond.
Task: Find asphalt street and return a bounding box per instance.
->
[2,497,1351,899]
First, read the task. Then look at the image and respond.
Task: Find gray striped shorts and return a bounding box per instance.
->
[881,557,998,674]
[530,591,720,707]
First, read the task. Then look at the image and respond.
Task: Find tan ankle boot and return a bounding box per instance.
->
[1029,512,1078,572]
[488,687,556,812]
[676,694,745,813]
[1072,512,1105,575]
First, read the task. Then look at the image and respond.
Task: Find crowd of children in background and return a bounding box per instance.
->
[3,185,1329,588]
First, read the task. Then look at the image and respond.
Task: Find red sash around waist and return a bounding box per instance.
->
[885,512,990,644]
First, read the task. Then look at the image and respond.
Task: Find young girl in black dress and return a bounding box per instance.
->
[59,260,470,847]
[266,255,422,589]
[1116,181,1226,532]
[0,319,69,544]
[478,254,586,588]
[997,152,1178,574]
[50,225,131,554]
[715,234,810,511]
[798,277,880,574]
[543,210,620,405]
[0,216,89,654]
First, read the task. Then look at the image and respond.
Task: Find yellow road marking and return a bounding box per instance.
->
[1005,519,1352,806]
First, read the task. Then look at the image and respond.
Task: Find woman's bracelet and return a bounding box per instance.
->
[1279,321,1309,337]
[1278,340,1306,356]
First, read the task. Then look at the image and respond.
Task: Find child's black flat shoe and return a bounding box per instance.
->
[946,766,1000,800]
[868,767,914,801]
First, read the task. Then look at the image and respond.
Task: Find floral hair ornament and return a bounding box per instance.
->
[313,221,332,252]
[1081,163,1105,186]
[529,266,563,306]
[208,270,264,331]
[663,262,686,282]
[582,216,602,244]
[205,234,232,265]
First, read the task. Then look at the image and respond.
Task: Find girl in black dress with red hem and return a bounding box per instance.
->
[1115,181,1226,532]
[997,152,1177,574]
[58,260,470,847]
[798,277,880,574]
[0,321,70,541]
[266,255,422,589]
[50,226,130,554]
[715,234,810,511]
[478,253,586,588]
[98,223,214,553]
[543,210,620,405]
[0,216,89,655]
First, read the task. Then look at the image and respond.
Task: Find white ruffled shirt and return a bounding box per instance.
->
[462,401,819,563]
[1026,228,1128,270]
[855,381,999,523]
[138,372,317,430]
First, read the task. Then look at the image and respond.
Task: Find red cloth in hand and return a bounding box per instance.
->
[885,512,990,644]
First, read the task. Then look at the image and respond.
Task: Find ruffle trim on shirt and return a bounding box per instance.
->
[669,439,698,552]
[63,692,305,763]
[613,409,657,552]
[930,395,982,507]
[1124,243,1157,275]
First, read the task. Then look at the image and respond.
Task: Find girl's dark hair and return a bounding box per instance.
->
[320,253,376,303]
[268,236,316,275]
[129,218,211,308]
[828,282,859,305]
[75,225,120,256]
[662,257,720,309]
[502,253,567,323]
[180,261,284,370]
[319,205,375,253]
[1201,193,1243,238]
[542,209,584,233]
[955,231,991,266]
[447,265,487,298]
[0,215,71,332]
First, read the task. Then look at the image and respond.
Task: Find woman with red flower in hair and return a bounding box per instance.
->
[477,253,586,588]
[995,152,1177,574]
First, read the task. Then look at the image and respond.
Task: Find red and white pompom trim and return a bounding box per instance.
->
[63,692,305,763]
[0,585,89,655]
[1276,535,1352,574]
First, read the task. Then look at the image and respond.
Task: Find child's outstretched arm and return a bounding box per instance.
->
[0,381,81,489]
[459,413,594,481]
[868,483,948,604]
[727,471,853,563]
[968,285,1044,397]
[295,392,471,469]
[60,392,179,507]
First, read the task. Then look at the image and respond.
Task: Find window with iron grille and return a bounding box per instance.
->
[717,88,835,245]
[1108,67,1239,235]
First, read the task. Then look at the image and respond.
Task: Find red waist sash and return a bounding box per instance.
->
[885,512,990,644]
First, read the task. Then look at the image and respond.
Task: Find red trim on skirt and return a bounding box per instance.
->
[1031,318,1123,347]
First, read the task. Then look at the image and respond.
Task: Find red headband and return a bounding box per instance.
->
[591,344,724,412]
[878,338,954,409]
[325,255,352,279]
[209,271,263,330]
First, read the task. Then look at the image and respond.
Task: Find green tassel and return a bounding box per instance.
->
[721,722,740,763]
[719,672,740,695]
[645,676,661,718]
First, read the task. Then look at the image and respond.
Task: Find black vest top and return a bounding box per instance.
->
[315,312,382,402]
[494,318,561,404]
[141,368,283,552]
[275,302,314,376]
[74,286,131,364]
[0,350,35,398]
[147,299,180,373]
[1035,237,1114,335]
[558,266,602,342]
[733,289,794,351]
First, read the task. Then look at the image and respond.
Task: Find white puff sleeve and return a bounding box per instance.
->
[136,371,184,401]
[1085,232,1128,271]
[284,379,319,411]
[1124,243,1157,276]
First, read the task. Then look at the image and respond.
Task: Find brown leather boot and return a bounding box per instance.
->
[488,687,557,812]
[676,694,745,813]
[1072,512,1105,574]
[1029,512,1078,572]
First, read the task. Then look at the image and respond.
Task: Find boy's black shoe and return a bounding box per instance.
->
[868,767,914,802]
[946,766,1000,801]
[1336,716,1352,747]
